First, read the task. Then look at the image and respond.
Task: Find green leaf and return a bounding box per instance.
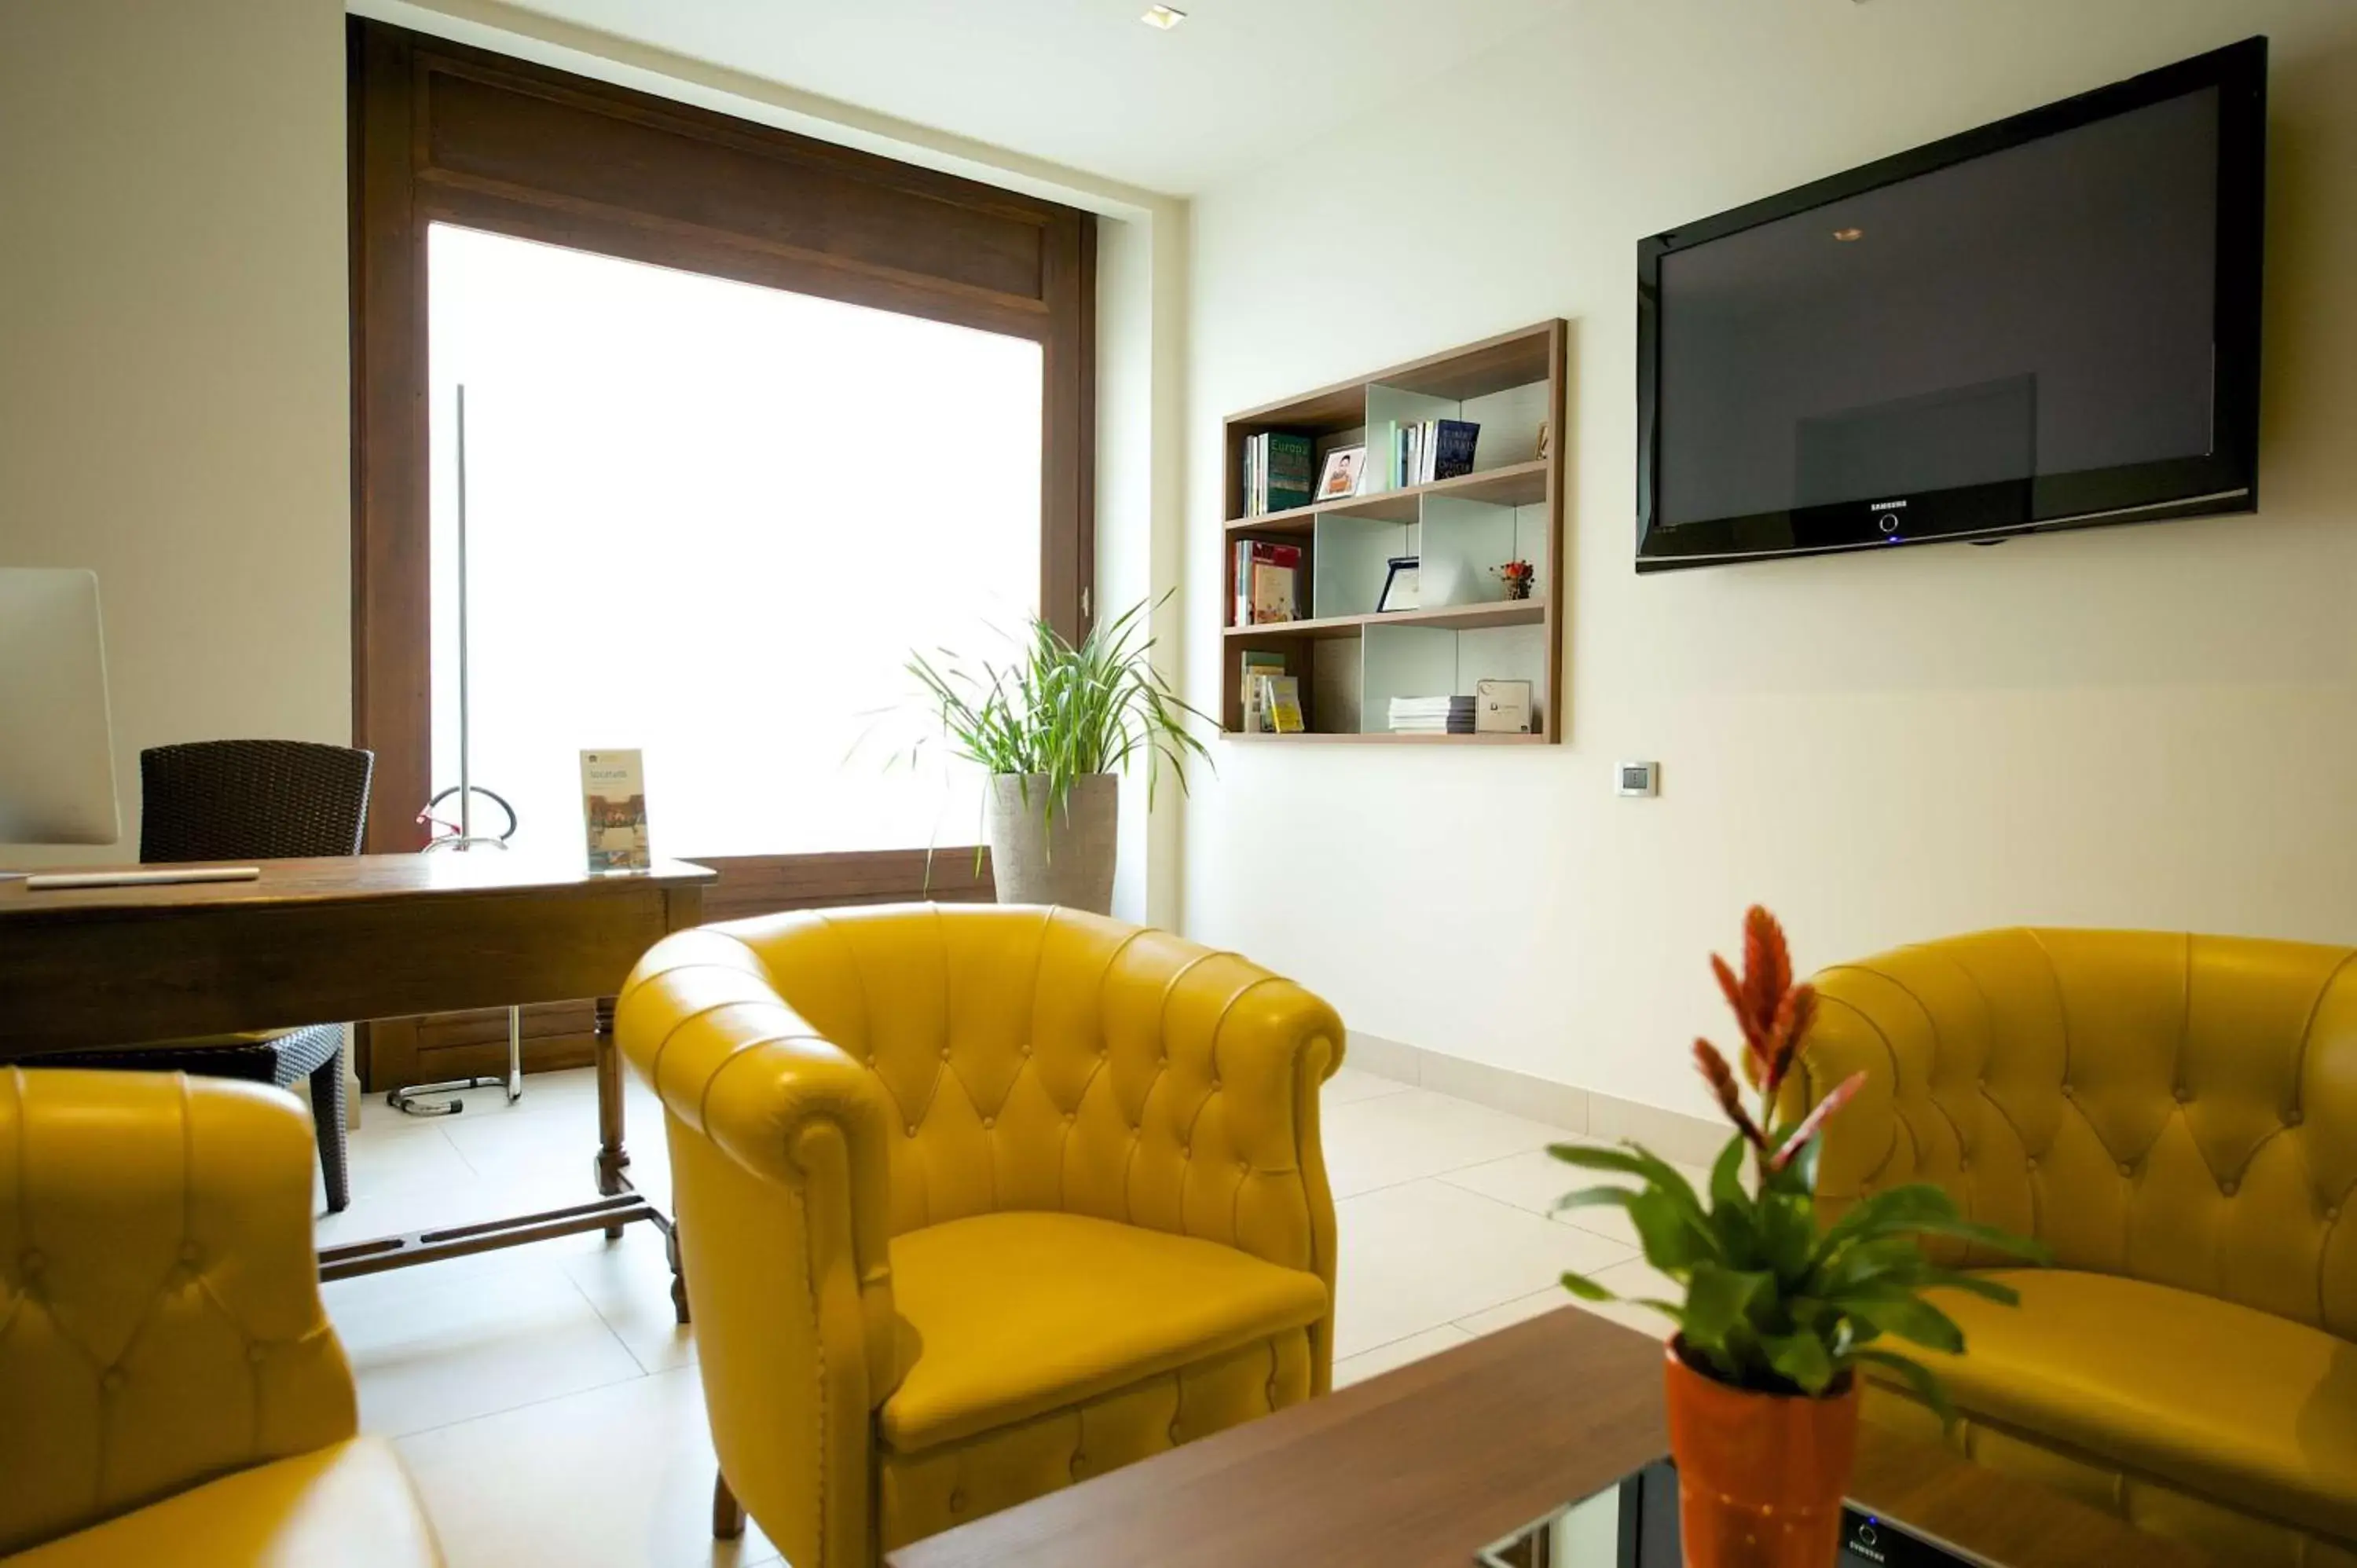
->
[1629,1186,1721,1273]
[1762,1329,1835,1394]
[1758,1192,1820,1285]
[1837,1291,1965,1354]
[1812,1183,1961,1260]
[1809,1235,1927,1298]
[1709,1133,1750,1211]
[1550,1185,1639,1217]
[1560,1269,1615,1302]
[1898,1218,2054,1263]
[1919,1269,2022,1307]
[1853,1347,1958,1427]
[1682,1261,1773,1351]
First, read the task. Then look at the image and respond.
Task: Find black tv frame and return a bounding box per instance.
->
[1635,37,2267,573]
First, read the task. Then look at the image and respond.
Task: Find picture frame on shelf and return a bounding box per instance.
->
[1316,445,1367,500]
[1377,555,1420,614]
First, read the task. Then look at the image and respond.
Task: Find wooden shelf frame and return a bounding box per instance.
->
[1221,599,1542,641]
[1219,321,1567,745]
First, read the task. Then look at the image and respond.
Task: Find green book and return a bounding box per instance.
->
[1262,433,1315,512]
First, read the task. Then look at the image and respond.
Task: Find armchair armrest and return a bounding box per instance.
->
[1076,924,1346,1382]
[0,1068,357,1556]
[615,928,899,1568]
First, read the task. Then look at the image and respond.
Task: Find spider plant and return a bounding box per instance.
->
[903,595,1214,843]
[1551,907,2049,1418]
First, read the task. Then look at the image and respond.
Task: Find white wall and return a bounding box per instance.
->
[0,0,353,859]
[1182,0,2357,1119]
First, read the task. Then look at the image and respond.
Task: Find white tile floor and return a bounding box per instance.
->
[319,1063,1691,1568]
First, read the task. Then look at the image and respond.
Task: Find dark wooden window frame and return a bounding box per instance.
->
[348,19,1088,1086]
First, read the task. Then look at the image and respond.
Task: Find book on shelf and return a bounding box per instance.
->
[1241,431,1315,516]
[1239,650,1288,733]
[1233,539,1303,625]
[1387,694,1476,735]
[1259,674,1306,734]
[1393,419,1480,486]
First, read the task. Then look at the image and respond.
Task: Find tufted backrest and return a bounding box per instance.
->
[632,903,1344,1267]
[0,1068,359,1554]
[1798,929,2357,1341]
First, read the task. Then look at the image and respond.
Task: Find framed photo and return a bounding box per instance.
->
[1377,555,1420,613]
[1316,445,1367,500]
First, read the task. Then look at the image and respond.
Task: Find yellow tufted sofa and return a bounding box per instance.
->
[0,1068,442,1567]
[1794,929,2357,1566]
[616,903,1344,1567]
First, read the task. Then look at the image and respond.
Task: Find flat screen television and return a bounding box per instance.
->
[1636,38,2267,571]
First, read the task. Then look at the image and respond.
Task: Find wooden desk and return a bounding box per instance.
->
[889,1307,2206,1568]
[0,853,714,1305]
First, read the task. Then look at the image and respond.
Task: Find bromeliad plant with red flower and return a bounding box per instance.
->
[1551,907,2047,1416]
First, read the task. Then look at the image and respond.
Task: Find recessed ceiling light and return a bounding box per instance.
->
[1832,227,1864,242]
[1142,5,1189,29]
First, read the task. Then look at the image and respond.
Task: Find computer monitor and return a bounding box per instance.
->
[0,567,122,846]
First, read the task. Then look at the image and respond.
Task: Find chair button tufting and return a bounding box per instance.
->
[1062,1112,1076,1125]
[248,1343,269,1364]
[180,1241,201,1266]
[940,1048,951,1061]
[1069,1453,1087,1478]
[2025,1157,2039,1171]
[2222,1180,2239,1197]
[905,1124,918,1138]
[981,1117,995,1130]
[2175,1085,2191,1103]
[1167,1421,1182,1443]
[2117,1162,2133,1178]
[948,1490,966,1514]
[2286,1108,2304,1127]
[100,1368,123,1392]
[2329,1206,2343,1222]
[19,1250,42,1276]
[1237,1159,1250,1173]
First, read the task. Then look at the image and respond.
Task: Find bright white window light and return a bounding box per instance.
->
[1142,5,1188,29]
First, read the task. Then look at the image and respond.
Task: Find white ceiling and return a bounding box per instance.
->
[492,0,1582,194]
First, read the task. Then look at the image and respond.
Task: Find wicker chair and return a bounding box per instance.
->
[34,740,375,1211]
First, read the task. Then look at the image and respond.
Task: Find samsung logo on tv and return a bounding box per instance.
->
[1869,500,1908,511]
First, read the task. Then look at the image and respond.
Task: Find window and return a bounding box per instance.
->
[427,224,1044,859]
[349,18,1093,857]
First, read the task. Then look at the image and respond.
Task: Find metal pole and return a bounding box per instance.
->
[456,383,474,846]
[393,381,519,1118]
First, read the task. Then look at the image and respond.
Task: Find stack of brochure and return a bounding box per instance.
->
[1387,695,1475,735]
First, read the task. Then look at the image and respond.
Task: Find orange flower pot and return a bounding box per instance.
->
[1663,1337,1860,1568]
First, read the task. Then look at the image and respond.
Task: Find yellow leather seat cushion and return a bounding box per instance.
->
[1,1438,442,1567]
[881,1211,1329,1454]
[1885,1269,2357,1542]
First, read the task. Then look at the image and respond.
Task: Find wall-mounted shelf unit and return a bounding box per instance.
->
[1220,321,1566,744]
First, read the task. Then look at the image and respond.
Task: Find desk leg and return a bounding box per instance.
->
[595,1024,629,1236]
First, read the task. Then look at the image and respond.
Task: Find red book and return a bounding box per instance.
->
[1233,540,1303,625]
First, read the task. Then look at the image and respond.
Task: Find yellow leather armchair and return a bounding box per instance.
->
[0,1068,442,1567]
[1794,930,2357,1566]
[617,904,1344,1567]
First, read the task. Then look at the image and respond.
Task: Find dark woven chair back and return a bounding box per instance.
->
[140,740,374,863]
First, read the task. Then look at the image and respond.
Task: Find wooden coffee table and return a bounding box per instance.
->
[886,1307,2207,1568]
